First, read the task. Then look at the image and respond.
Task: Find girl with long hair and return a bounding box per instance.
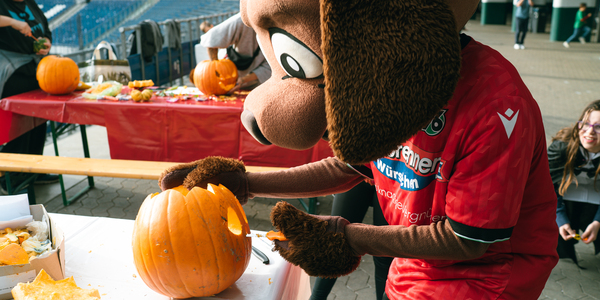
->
[548,99,600,265]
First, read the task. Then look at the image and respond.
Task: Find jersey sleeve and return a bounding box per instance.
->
[445,96,538,243]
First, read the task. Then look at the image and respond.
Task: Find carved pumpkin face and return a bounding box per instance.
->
[36,55,80,95]
[132,184,251,298]
[193,59,238,95]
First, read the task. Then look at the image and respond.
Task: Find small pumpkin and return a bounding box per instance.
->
[189,67,195,84]
[132,184,251,298]
[192,59,238,95]
[36,55,80,95]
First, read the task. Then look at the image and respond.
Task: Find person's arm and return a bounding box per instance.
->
[345,220,488,260]
[528,0,534,6]
[556,192,577,241]
[556,192,570,228]
[207,47,219,60]
[580,207,600,243]
[251,58,271,84]
[515,0,525,7]
[581,11,592,22]
[247,157,365,199]
[0,15,31,36]
[238,72,258,88]
[159,156,365,204]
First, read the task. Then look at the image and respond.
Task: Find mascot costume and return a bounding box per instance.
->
[160,0,559,298]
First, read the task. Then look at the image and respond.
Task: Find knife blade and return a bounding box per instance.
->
[251,246,270,264]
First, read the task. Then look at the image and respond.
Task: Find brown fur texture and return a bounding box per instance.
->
[322,0,461,164]
[270,201,361,277]
[159,156,249,204]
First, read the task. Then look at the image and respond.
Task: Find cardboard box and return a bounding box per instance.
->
[0,205,65,300]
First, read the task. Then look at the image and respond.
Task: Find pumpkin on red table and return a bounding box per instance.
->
[132,184,251,298]
[36,55,80,95]
[192,59,238,95]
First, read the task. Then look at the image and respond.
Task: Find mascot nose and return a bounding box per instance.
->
[241,110,272,145]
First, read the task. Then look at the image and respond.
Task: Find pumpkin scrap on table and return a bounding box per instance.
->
[128,80,154,88]
[132,184,251,298]
[11,269,101,300]
[75,81,92,91]
[0,225,52,266]
[82,81,123,99]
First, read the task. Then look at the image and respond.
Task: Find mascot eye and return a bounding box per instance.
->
[269,28,323,79]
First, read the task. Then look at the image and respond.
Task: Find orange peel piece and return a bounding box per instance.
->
[266,231,287,241]
[0,243,29,265]
[11,269,101,300]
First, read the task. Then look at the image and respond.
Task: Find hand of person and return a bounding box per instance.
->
[270,201,362,278]
[36,38,52,55]
[158,156,249,204]
[226,77,243,95]
[559,223,577,241]
[581,220,600,244]
[11,19,31,36]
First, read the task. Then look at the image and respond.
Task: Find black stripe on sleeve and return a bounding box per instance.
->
[448,217,513,244]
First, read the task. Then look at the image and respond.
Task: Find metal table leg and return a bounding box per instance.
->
[50,122,95,206]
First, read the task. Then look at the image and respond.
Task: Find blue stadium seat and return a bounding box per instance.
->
[36,0,75,21]
[51,0,239,47]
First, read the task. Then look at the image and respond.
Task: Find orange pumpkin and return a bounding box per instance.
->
[192,59,238,95]
[36,55,80,95]
[189,67,195,84]
[132,184,251,298]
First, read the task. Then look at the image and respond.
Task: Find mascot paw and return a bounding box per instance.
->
[270,201,361,278]
[159,156,249,204]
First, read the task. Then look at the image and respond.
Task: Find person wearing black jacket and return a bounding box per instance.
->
[0,0,56,193]
[548,99,600,266]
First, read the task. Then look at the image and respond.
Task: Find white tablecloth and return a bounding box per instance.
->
[49,213,310,300]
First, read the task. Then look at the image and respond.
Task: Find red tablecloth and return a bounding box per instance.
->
[0,90,333,167]
[0,110,46,145]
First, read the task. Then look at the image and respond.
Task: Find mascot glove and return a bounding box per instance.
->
[158,156,249,205]
[270,201,361,278]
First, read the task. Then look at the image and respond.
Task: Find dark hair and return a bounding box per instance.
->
[580,3,587,8]
[552,99,600,195]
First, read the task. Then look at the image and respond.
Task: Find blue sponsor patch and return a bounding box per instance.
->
[375,159,436,191]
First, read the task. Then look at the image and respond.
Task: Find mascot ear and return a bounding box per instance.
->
[322,0,461,164]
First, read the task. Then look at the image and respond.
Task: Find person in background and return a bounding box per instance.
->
[563,3,592,48]
[310,182,392,300]
[199,13,271,91]
[0,0,58,194]
[548,100,600,266]
[200,21,213,34]
[514,0,534,50]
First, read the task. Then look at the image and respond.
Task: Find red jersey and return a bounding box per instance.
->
[371,35,559,299]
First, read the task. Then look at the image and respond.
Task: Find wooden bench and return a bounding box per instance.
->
[0,153,318,212]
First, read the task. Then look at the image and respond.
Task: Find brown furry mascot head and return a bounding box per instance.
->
[239,0,477,164]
